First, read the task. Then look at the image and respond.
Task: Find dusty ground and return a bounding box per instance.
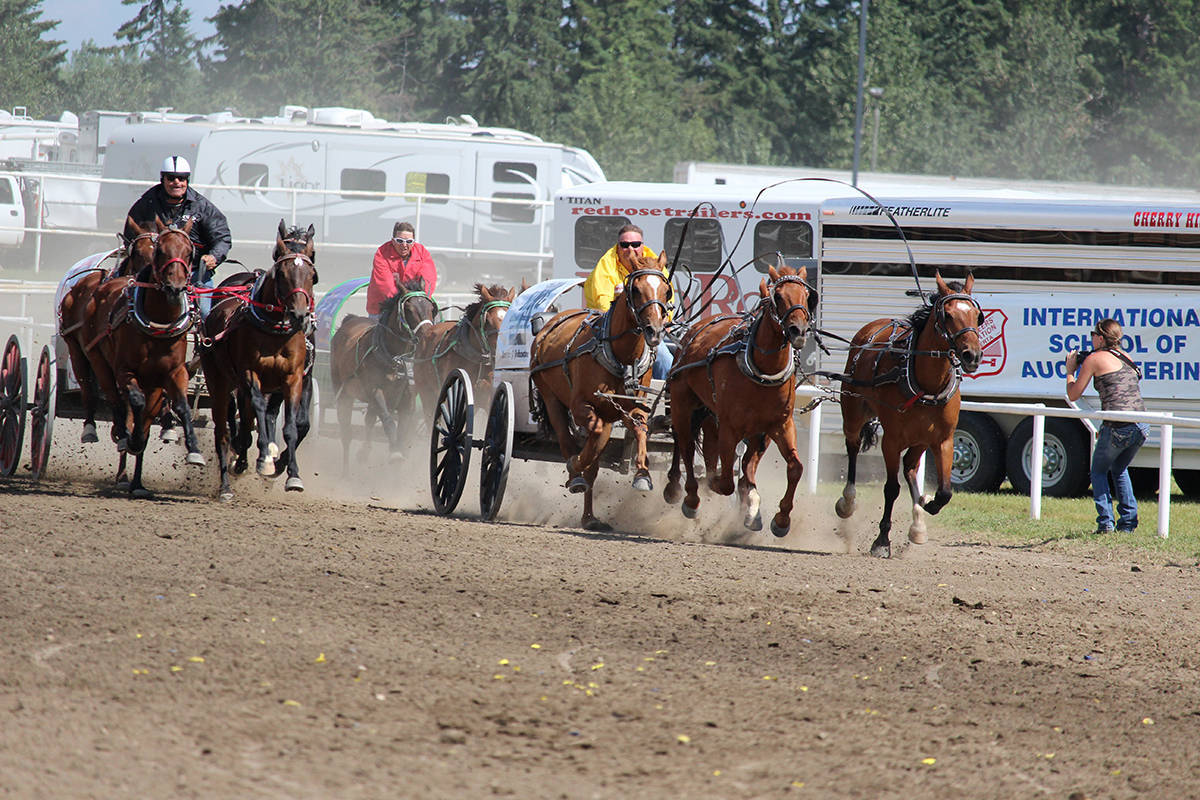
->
[2,421,1199,799]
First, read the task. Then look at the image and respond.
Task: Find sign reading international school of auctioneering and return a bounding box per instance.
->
[964,291,1200,401]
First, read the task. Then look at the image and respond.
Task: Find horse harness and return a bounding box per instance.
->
[837,291,982,409]
[349,290,436,386]
[427,299,513,383]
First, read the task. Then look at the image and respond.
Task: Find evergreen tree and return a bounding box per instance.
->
[114,0,202,109]
[0,0,67,116]
[60,43,155,114]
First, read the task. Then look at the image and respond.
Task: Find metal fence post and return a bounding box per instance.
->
[1030,404,1045,520]
[806,399,822,494]
[1158,413,1173,538]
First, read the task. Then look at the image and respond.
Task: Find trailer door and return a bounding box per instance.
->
[472,151,553,280]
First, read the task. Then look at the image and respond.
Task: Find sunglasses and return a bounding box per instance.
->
[163,173,189,182]
[394,237,415,245]
[618,240,643,249]
[1091,329,1103,337]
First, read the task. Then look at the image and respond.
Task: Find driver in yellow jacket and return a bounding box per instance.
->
[583,224,673,379]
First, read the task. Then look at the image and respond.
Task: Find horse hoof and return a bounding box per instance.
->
[908,527,928,545]
[663,484,682,504]
[584,519,612,532]
[745,513,763,532]
[186,452,206,467]
[257,458,275,478]
[116,437,128,454]
[268,442,280,460]
[115,479,130,492]
[632,475,652,492]
[835,496,856,519]
[285,477,304,492]
[681,502,699,519]
[160,427,180,444]
[871,543,892,559]
[233,459,248,475]
[131,487,152,499]
[218,491,234,503]
[567,475,588,494]
[81,423,98,444]
[770,518,790,538]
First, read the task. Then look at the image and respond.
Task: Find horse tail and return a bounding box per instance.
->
[858,419,881,453]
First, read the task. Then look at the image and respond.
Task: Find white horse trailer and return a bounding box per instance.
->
[96,108,605,291]
[552,179,1200,498]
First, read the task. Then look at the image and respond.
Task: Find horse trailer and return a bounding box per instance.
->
[95,107,606,291]
[552,178,1200,498]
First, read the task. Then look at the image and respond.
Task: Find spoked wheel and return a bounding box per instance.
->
[429,369,474,515]
[479,381,515,521]
[0,335,28,477]
[29,345,56,481]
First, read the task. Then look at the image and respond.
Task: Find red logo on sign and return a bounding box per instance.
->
[966,309,1006,379]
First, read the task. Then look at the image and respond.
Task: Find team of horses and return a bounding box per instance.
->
[57,216,984,557]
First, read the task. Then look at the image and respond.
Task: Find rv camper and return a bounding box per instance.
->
[554,179,1200,499]
[96,107,606,289]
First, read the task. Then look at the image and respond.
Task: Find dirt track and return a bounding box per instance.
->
[2,424,1199,799]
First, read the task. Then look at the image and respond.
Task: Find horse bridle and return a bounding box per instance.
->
[933,292,983,350]
[390,290,438,343]
[153,227,194,288]
[619,268,672,337]
[266,252,317,315]
[766,274,817,332]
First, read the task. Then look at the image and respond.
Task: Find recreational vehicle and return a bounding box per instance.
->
[553,179,1200,499]
[96,107,606,289]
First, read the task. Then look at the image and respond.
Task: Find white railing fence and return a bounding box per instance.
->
[796,386,1195,539]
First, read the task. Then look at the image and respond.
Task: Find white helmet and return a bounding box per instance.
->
[160,155,191,176]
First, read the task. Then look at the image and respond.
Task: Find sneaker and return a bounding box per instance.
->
[1093,525,1115,535]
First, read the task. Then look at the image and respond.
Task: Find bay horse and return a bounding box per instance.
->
[58,216,157,447]
[835,272,983,558]
[663,265,816,535]
[414,282,517,408]
[74,219,206,496]
[329,276,438,471]
[529,251,672,531]
[199,220,318,501]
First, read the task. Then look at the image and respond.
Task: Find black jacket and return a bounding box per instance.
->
[124,185,232,268]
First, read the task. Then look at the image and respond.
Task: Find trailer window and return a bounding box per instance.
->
[238,163,268,196]
[664,219,724,272]
[494,162,537,183]
[405,171,449,205]
[574,216,629,270]
[491,192,536,224]
[752,220,813,273]
[340,168,386,201]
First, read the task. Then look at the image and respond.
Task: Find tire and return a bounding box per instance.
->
[1172,468,1200,498]
[1005,416,1090,497]
[951,412,1006,493]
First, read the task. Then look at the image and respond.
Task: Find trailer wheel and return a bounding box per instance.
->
[1005,416,1090,497]
[0,335,27,477]
[429,369,474,515]
[951,412,1006,493]
[1171,468,1200,498]
[479,381,514,521]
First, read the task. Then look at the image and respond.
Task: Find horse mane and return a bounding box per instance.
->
[906,280,965,328]
[462,283,509,320]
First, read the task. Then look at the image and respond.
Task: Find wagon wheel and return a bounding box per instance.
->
[0,335,27,477]
[479,381,514,521]
[29,345,56,481]
[429,369,474,515]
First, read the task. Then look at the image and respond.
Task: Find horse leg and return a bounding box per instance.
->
[738,433,769,531]
[900,446,931,544]
[540,391,582,491]
[629,408,652,493]
[167,367,205,467]
[246,377,275,477]
[836,400,869,519]
[231,394,251,474]
[871,442,903,558]
[707,423,739,497]
[209,381,234,502]
[369,387,401,459]
[125,381,148,456]
[274,381,305,491]
[64,338,100,443]
[767,420,804,538]
[663,380,692,507]
[263,392,284,464]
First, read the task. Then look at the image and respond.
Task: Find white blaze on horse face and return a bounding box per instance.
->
[294,256,302,267]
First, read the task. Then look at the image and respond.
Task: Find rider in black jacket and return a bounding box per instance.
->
[123,155,232,318]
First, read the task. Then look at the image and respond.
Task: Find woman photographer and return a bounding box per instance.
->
[1065,319,1149,534]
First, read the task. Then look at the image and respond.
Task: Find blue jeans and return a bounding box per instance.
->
[193,268,214,318]
[1091,422,1148,531]
[652,340,674,380]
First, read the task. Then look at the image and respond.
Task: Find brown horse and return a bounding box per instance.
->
[58,216,157,446]
[329,276,438,471]
[199,220,318,501]
[835,272,983,557]
[414,282,517,408]
[75,219,205,495]
[663,265,816,535]
[529,251,672,531]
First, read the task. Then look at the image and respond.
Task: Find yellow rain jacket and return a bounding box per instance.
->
[583,244,672,316]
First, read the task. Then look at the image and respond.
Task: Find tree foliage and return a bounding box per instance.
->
[8,0,1200,186]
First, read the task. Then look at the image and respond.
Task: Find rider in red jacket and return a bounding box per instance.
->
[366,221,438,317]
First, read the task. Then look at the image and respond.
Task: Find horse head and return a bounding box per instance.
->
[471,283,516,354]
[122,216,157,274]
[933,272,983,373]
[619,251,672,349]
[760,264,817,349]
[381,275,438,346]
[152,217,194,298]
[274,219,319,285]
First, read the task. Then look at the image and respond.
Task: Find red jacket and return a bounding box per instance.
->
[366,240,438,314]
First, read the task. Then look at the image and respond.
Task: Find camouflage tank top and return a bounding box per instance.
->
[1093,357,1145,413]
